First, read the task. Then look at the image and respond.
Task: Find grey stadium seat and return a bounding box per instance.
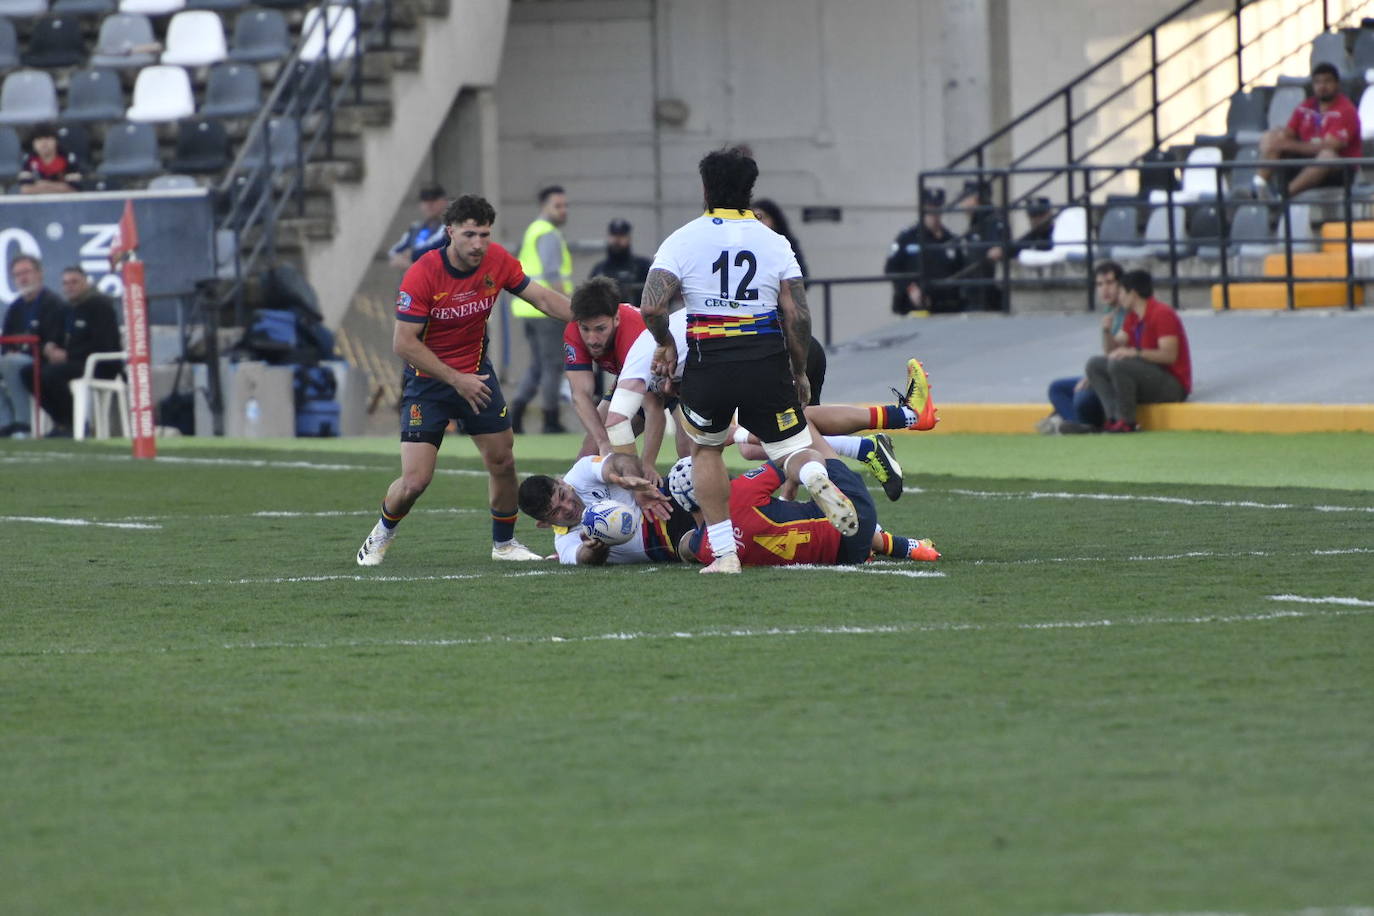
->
[0,68,58,125]
[169,116,229,173]
[1097,204,1141,258]
[52,0,116,13]
[90,13,158,68]
[1226,146,1262,198]
[1230,202,1276,257]
[62,67,125,122]
[228,8,289,63]
[241,115,300,169]
[0,0,48,16]
[56,121,91,161]
[199,62,259,118]
[1226,89,1269,144]
[1188,202,1227,259]
[98,119,161,176]
[1353,29,1374,74]
[0,124,21,182]
[1310,31,1354,76]
[21,14,86,67]
[0,18,18,72]
[1266,84,1307,130]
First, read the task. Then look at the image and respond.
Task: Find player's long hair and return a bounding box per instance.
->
[699,147,757,213]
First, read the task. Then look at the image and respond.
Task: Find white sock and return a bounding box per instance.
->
[825,435,863,459]
[799,460,829,488]
[706,520,737,557]
[901,406,918,426]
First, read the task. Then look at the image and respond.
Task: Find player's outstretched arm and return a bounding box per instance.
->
[575,531,611,566]
[518,280,573,323]
[567,370,610,454]
[602,452,671,520]
[778,277,813,405]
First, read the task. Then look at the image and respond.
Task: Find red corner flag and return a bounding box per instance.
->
[112,200,156,459]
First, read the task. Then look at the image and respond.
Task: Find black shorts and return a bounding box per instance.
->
[827,459,879,564]
[678,350,804,444]
[400,359,510,447]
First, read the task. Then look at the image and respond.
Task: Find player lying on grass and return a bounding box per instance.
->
[675,436,940,568]
[516,452,692,566]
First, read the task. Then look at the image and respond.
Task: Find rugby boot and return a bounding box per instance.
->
[861,433,904,501]
[357,520,396,566]
[893,357,938,431]
[492,539,544,561]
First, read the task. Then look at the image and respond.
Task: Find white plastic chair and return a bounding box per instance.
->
[126,64,194,121]
[70,351,129,440]
[299,4,355,64]
[1017,206,1087,267]
[1176,146,1226,203]
[160,10,226,66]
[118,0,184,15]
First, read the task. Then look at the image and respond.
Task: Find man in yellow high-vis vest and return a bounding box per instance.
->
[510,185,573,434]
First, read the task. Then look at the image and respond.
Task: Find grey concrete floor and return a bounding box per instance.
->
[820,308,1374,406]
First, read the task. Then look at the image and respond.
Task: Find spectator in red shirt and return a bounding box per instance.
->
[1257,63,1361,195]
[1083,270,1191,433]
[17,124,81,195]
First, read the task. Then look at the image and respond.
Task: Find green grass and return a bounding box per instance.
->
[3,433,1373,915]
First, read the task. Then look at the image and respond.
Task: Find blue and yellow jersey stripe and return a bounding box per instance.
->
[686,310,781,340]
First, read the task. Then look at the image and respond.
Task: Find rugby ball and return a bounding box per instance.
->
[667,457,698,513]
[581,499,642,546]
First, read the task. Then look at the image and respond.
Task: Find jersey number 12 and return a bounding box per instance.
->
[712,250,759,301]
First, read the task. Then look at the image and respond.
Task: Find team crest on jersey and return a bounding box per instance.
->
[483,273,496,290]
[775,408,799,431]
[564,342,576,361]
[743,465,769,479]
[396,291,412,311]
[409,403,422,426]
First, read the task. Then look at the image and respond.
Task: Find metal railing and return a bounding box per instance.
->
[906,157,1370,314]
[214,0,394,324]
[941,0,1374,212]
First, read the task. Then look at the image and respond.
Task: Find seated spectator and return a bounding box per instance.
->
[885,187,964,315]
[1257,63,1361,196]
[387,184,447,267]
[1,255,70,438]
[1040,260,1126,434]
[22,267,123,438]
[753,198,809,279]
[17,124,82,195]
[1084,269,1192,433]
[588,218,653,306]
[956,180,1008,312]
[1016,197,1055,254]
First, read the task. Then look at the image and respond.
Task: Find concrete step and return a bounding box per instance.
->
[1210,281,1364,310]
[1261,251,1353,278]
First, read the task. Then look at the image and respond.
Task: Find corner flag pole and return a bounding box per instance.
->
[110,200,156,459]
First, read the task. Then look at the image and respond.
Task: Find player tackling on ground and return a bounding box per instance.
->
[641,147,855,574]
[357,194,572,566]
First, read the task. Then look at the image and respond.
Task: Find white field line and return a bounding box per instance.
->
[1065,909,1374,916]
[1268,593,1374,607]
[169,565,927,586]
[115,507,481,522]
[1,515,162,530]
[973,546,1374,566]
[17,605,1374,658]
[9,449,1374,515]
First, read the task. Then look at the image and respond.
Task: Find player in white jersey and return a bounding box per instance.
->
[640,147,856,573]
[516,453,693,566]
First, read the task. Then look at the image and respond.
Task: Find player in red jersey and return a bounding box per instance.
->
[357,195,572,566]
[563,277,653,460]
[677,437,940,568]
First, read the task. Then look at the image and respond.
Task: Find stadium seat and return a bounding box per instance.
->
[241,114,299,169]
[147,171,196,188]
[90,13,158,68]
[0,17,18,72]
[1188,201,1227,259]
[1359,85,1374,147]
[125,64,194,121]
[97,119,160,175]
[1266,84,1306,130]
[1115,202,1194,260]
[1230,202,1276,257]
[1176,145,1226,202]
[299,4,355,64]
[1018,206,1087,266]
[0,124,21,182]
[55,120,90,161]
[1353,29,1374,75]
[52,0,115,13]
[21,13,84,67]
[118,0,184,14]
[273,59,328,112]
[227,7,288,63]
[1226,145,1262,198]
[61,67,125,121]
[254,0,305,9]
[1096,204,1141,258]
[1226,89,1269,145]
[0,0,47,16]
[186,0,244,10]
[160,10,226,66]
[169,115,228,172]
[199,61,259,117]
[1276,203,1318,253]
[1310,31,1354,76]
[0,68,58,125]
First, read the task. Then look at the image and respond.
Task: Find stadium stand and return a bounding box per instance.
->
[55,120,89,160]
[89,13,158,68]
[96,119,159,176]
[198,61,258,118]
[125,64,195,121]
[160,9,226,66]
[1018,206,1087,267]
[0,68,58,124]
[227,7,287,62]
[169,115,229,172]
[61,66,126,121]
[21,13,86,67]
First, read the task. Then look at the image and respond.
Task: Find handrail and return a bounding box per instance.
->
[214,0,393,324]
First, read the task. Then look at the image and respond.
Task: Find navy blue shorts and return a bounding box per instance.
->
[827,459,879,564]
[400,359,510,447]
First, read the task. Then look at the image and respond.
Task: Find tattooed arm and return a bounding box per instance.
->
[777,276,813,405]
[641,267,682,378]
